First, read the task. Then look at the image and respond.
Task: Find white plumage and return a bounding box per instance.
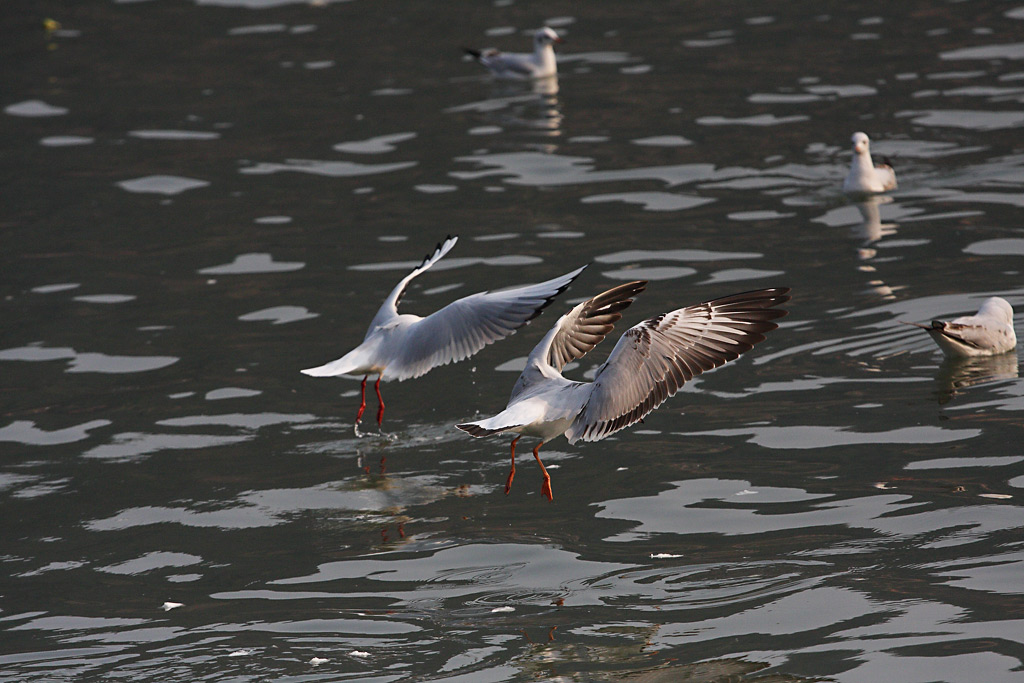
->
[465,27,562,79]
[302,235,585,429]
[457,283,790,500]
[843,132,897,194]
[904,297,1017,358]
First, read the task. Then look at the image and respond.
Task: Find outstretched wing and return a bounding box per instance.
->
[566,287,790,443]
[545,281,648,371]
[385,265,587,380]
[509,280,647,400]
[369,235,459,334]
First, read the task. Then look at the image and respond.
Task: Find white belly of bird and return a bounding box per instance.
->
[931,330,1002,358]
[516,415,575,441]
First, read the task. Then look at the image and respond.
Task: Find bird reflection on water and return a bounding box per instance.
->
[447,76,563,145]
[852,195,898,249]
[933,353,1019,405]
[851,195,901,301]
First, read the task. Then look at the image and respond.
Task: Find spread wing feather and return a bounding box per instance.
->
[369,235,459,333]
[566,288,790,443]
[508,280,647,400]
[386,265,586,380]
[546,281,648,371]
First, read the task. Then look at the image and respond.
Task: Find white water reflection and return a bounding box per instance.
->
[941,42,1024,61]
[97,552,202,575]
[700,267,785,285]
[238,305,318,324]
[81,432,251,462]
[453,152,737,188]
[4,100,68,117]
[31,283,80,293]
[599,476,1022,546]
[964,238,1024,255]
[696,113,809,126]
[0,345,178,373]
[898,109,1024,130]
[116,175,210,195]
[333,132,416,154]
[39,136,94,147]
[0,419,110,446]
[684,425,980,449]
[601,266,696,281]
[270,542,635,603]
[581,192,714,212]
[595,248,762,263]
[86,476,450,531]
[198,253,304,274]
[632,135,692,147]
[128,130,219,141]
[239,159,417,177]
[204,388,262,400]
[73,294,136,304]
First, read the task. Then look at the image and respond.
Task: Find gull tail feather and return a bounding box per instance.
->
[301,356,360,377]
[456,421,520,437]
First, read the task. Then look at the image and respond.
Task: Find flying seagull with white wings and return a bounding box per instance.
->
[457,283,790,500]
[302,236,585,431]
[464,27,563,79]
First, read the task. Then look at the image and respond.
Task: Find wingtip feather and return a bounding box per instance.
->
[456,422,507,437]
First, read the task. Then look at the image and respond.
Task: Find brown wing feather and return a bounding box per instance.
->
[567,287,790,443]
[547,281,648,371]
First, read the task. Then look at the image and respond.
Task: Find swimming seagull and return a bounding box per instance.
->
[902,297,1017,357]
[843,132,897,195]
[464,27,563,79]
[302,236,585,431]
[457,283,790,500]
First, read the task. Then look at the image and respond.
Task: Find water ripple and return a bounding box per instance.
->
[0,345,178,373]
[239,159,417,177]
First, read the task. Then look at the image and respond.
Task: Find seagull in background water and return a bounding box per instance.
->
[457,283,790,500]
[464,27,563,79]
[903,297,1016,357]
[302,236,585,431]
[844,131,897,195]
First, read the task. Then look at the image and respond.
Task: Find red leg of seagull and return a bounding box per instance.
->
[505,436,520,495]
[355,376,367,425]
[532,443,553,502]
[374,376,385,428]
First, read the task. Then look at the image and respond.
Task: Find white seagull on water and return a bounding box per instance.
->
[302,236,585,430]
[843,132,897,195]
[464,27,563,79]
[903,297,1016,358]
[457,283,790,500]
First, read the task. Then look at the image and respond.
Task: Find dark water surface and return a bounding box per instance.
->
[4,1,1024,681]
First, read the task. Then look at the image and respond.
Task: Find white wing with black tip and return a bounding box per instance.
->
[384,264,588,381]
[368,235,459,334]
